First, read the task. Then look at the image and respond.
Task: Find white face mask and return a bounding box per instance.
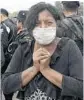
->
[33,27,56,45]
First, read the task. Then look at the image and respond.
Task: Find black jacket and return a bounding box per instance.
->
[2,37,83,100]
[57,14,83,54]
[1,20,17,74]
[2,18,17,44]
[8,29,33,56]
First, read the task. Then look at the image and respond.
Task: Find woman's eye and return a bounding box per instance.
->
[48,22,53,25]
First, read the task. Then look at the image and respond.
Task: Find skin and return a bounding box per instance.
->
[17,20,23,34]
[21,10,63,89]
[62,7,78,17]
[0,14,2,23]
[63,10,77,17]
[0,14,8,23]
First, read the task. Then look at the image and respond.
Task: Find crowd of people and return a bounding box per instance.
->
[0,1,83,100]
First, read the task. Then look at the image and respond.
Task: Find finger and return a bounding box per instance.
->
[33,48,43,55]
[34,48,51,58]
[38,55,49,60]
[34,49,48,56]
[35,48,49,55]
[42,48,48,53]
[40,52,50,56]
[42,48,50,55]
[36,48,43,52]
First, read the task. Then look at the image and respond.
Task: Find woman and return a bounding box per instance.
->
[2,2,83,100]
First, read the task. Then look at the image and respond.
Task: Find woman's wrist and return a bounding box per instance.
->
[33,66,39,73]
[40,66,50,73]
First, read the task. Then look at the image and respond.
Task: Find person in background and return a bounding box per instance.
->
[57,1,83,54]
[8,10,32,58]
[0,8,17,100]
[2,2,83,100]
[0,8,17,44]
[0,8,17,74]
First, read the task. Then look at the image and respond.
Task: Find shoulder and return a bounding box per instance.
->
[18,39,34,56]
[65,39,82,56]
[4,19,16,30]
[59,37,80,52]
[64,38,79,51]
[67,39,76,46]
[57,37,70,49]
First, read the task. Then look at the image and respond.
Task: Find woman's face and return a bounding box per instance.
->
[33,10,57,45]
[36,10,56,28]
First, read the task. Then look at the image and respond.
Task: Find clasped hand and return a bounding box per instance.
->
[33,48,51,72]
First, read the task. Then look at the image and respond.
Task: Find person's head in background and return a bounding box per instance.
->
[0,8,9,23]
[62,1,80,17]
[17,10,27,32]
[25,2,60,45]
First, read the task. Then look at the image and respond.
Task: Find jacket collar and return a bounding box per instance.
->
[50,38,63,65]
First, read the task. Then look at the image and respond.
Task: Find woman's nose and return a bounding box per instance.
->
[40,22,47,28]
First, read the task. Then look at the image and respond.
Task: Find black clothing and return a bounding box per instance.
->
[2,18,17,43]
[1,23,8,52]
[17,11,27,24]
[1,44,5,68]
[2,37,83,100]
[57,14,83,54]
[8,29,32,57]
[1,18,17,74]
[1,23,9,74]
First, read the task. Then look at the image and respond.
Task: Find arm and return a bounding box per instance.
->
[39,48,63,88]
[2,45,38,94]
[61,40,83,98]
[40,40,83,98]
[2,46,22,94]
[40,67,63,88]
[20,47,50,87]
[21,66,38,87]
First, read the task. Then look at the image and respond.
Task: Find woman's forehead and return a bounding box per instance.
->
[38,10,55,20]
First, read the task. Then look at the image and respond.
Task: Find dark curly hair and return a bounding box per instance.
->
[25,2,60,33]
